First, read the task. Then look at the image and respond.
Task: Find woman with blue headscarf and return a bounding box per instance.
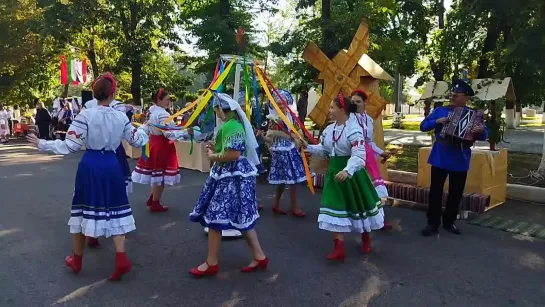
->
[188,92,267,277]
[259,89,307,217]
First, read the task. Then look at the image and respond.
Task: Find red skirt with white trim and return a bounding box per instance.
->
[132,135,180,186]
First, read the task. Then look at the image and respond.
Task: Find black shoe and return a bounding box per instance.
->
[442,224,461,235]
[421,225,439,236]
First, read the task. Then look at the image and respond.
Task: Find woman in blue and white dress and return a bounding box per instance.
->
[188,93,267,277]
[261,89,306,217]
[26,73,148,281]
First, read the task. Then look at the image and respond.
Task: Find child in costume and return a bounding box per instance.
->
[189,92,267,277]
[26,73,149,280]
[305,95,384,260]
[261,89,306,217]
[351,89,393,230]
[132,89,195,213]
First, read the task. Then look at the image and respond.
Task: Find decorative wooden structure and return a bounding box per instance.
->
[302,21,394,179]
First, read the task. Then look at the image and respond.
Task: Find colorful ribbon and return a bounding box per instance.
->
[255,67,315,195]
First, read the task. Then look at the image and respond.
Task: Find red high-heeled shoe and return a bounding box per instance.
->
[108,252,132,281]
[327,239,346,261]
[65,254,83,274]
[381,221,393,230]
[241,257,268,273]
[190,261,219,277]
[272,207,287,215]
[291,209,306,218]
[362,232,372,254]
[86,237,99,248]
[149,200,168,213]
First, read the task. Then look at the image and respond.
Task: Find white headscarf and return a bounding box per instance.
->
[213,92,260,167]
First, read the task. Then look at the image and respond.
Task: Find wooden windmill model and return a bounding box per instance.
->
[303,21,394,178]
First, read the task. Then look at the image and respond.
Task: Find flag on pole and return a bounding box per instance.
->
[61,55,88,85]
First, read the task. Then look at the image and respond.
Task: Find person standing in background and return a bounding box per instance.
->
[35,102,52,140]
[297,90,309,123]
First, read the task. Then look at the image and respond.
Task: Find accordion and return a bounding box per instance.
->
[440,107,483,146]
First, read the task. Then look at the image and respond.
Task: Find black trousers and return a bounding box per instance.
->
[38,124,50,140]
[427,166,468,227]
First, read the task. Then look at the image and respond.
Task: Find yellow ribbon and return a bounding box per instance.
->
[163,58,236,125]
[255,67,315,195]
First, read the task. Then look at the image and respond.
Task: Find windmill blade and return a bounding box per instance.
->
[366,91,389,120]
[347,21,370,59]
[309,79,341,127]
[303,42,336,74]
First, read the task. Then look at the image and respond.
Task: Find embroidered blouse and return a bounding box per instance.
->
[143,105,201,141]
[38,106,148,155]
[355,113,384,156]
[305,114,367,176]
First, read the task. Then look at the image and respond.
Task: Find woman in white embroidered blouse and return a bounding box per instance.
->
[26,73,149,281]
[305,95,384,261]
[351,89,393,230]
[131,88,195,213]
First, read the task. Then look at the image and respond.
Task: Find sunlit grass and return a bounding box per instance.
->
[383,120,421,131]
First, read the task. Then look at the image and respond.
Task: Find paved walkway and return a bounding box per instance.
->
[1,144,544,307]
[385,128,544,154]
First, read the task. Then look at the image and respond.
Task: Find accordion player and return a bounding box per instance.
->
[439,106,484,148]
[419,80,488,237]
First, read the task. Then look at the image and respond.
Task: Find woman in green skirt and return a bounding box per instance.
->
[305,95,384,261]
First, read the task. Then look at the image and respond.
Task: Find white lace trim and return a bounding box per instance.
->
[268,176,307,185]
[191,213,260,230]
[269,144,296,152]
[68,215,136,238]
[210,169,258,180]
[374,185,388,198]
[131,171,180,187]
[317,211,384,233]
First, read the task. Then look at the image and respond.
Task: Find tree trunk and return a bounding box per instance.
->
[431,0,446,81]
[62,84,69,98]
[321,0,334,58]
[477,14,501,78]
[131,61,142,105]
[87,38,99,79]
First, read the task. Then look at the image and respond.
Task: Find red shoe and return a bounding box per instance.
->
[326,239,346,261]
[65,254,83,274]
[381,221,393,230]
[86,237,100,248]
[362,232,372,254]
[257,204,264,211]
[108,252,132,281]
[241,257,268,273]
[146,195,153,207]
[272,207,287,215]
[189,261,219,277]
[291,209,306,218]
[149,200,168,213]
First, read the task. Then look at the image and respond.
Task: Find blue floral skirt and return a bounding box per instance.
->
[190,159,259,231]
[69,149,135,238]
[268,147,307,185]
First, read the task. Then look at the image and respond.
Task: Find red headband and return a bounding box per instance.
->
[92,72,117,96]
[338,93,345,109]
[157,88,165,102]
[351,89,368,100]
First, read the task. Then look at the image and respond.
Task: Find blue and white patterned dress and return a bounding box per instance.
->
[267,113,307,185]
[189,117,260,231]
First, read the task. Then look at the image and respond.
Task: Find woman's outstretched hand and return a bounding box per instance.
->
[26,134,40,148]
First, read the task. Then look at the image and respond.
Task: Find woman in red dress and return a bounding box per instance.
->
[132,89,193,212]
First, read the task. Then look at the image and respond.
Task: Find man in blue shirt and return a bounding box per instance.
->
[420,80,488,236]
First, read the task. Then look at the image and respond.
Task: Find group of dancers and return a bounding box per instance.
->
[26,71,402,280]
